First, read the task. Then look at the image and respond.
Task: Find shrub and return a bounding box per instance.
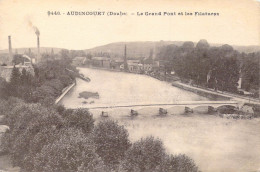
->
[158,154,200,172]
[33,128,104,172]
[23,126,61,171]
[2,103,64,167]
[0,77,10,99]
[244,103,260,117]
[94,120,131,170]
[44,79,63,95]
[120,136,165,172]
[64,108,94,134]
[0,97,24,120]
[39,96,56,107]
[59,74,73,87]
[54,104,66,115]
[2,100,29,130]
[32,85,56,102]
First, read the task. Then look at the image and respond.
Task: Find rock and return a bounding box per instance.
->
[240,105,254,114]
[0,125,9,133]
[159,108,167,116]
[130,110,138,117]
[185,107,193,113]
[101,111,109,117]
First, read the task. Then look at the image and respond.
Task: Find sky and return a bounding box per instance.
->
[0,0,259,50]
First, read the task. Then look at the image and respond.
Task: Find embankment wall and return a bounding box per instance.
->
[55,82,76,104]
[172,82,231,101]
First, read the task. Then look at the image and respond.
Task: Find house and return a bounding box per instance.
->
[0,63,34,82]
[128,63,143,73]
[110,59,124,70]
[0,55,34,82]
[143,58,153,73]
[72,57,86,66]
[91,57,110,68]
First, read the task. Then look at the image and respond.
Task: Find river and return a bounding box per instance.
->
[60,68,260,172]
[60,67,208,108]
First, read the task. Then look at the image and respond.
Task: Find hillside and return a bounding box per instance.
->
[85,41,260,58]
[84,41,184,58]
[0,47,63,55]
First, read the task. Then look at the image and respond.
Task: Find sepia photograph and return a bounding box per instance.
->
[0,0,260,171]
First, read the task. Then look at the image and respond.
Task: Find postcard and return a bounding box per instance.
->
[0,0,259,172]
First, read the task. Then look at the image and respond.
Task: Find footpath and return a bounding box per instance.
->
[173,81,260,105]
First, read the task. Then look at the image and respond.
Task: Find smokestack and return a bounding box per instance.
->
[8,36,13,63]
[124,44,128,71]
[33,26,40,63]
[37,35,40,62]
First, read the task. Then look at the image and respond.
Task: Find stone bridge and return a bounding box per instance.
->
[85,101,240,110]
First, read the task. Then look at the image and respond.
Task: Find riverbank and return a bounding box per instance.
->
[172,82,260,105]
[55,82,76,104]
[172,82,231,101]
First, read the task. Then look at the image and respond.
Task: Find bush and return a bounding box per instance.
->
[23,126,61,171]
[32,85,56,102]
[1,103,64,167]
[120,136,166,172]
[244,103,260,117]
[39,96,56,106]
[65,108,94,134]
[158,154,200,172]
[33,128,104,172]
[94,120,131,170]
[0,97,24,120]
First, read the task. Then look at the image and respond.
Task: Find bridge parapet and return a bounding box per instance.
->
[81,101,239,110]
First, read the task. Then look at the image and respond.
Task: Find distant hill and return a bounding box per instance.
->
[0,47,64,55]
[85,41,260,58]
[84,41,184,58]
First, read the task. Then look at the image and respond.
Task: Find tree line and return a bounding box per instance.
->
[0,54,78,104]
[157,40,259,97]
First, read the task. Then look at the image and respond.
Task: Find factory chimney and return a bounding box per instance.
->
[8,36,13,64]
[33,26,40,63]
[124,44,128,72]
[37,34,40,62]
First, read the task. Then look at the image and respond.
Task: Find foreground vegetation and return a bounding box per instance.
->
[0,98,199,172]
[0,51,200,171]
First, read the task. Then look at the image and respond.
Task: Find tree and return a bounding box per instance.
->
[196,39,210,50]
[33,128,104,172]
[241,53,259,91]
[65,109,95,134]
[20,68,28,84]
[10,66,21,86]
[0,77,10,99]
[120,136,166,172]
[12,54,28,65]
[93,120,131,170]
[213,56,239,92]
[158,154,200,172]
[1,103,64,167]
[60,49,71,60]
[8,66,21,97]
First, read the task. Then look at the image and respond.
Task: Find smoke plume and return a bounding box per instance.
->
[28,20,40,36]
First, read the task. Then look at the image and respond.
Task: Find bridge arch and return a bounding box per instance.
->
[216,105,238,114]
[193,105,216,114]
